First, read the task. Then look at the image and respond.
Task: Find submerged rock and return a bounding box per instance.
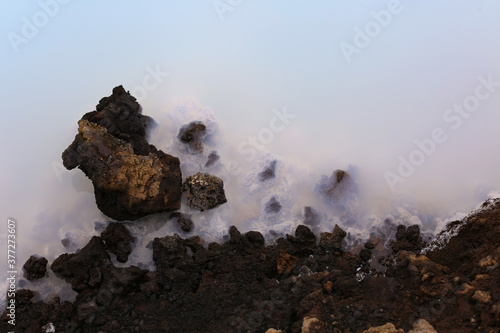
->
[101,222,135,263]
[182,173,227,211]
[6,200,500,333]
[205,151,220,168]
[178,121,207,154]
[259,160,277,182]
[319,224,347,251]
[62,86,182,221]
[265,196,282,214]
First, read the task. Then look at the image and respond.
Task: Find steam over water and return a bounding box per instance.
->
[1,1,500,310]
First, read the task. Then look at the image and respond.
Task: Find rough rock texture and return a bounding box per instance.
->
[178,121,207,154]
[101,222,136,263]
[22,256,48,280]
[182,173,227,211]
[317,170,358,210]
[3,199,500,332]
[169,212,194,232]
[362,323,403,333]
[62,86,182,220]
[205,151,220,168]
[392,224,424,253]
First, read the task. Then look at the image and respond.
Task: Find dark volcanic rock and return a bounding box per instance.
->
[392,224,423,253]
[259,160,277,182]
[5,199,500,333]
[101,222,136,263]
[205,151,220,168]
[182,173,227,211]
[304,206,320,226]
[169,212,194,232]
[265,196,282,214]
[62,86,182,221]
[51,236,112,292]
[178,121,207,154]
[23,255,48,280]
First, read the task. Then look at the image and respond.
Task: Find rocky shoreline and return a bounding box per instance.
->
[2,197,500,332]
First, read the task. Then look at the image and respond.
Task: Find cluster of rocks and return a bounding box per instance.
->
[5,87,500,331]
[5,198,500,332]
[61,86,227,224]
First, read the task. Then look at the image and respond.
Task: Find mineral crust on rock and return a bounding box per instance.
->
[62,86,182,220]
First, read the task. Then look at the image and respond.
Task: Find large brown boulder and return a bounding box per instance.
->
[62,86,182,220]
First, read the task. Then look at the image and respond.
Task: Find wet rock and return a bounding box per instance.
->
[178,121,206,154]
[319,224,347,251]
[182,173,227,211]
[362,323,403,333]
[245,231,265,247]
[23,255,48,280]
[101,222,135,263]
[62,86,182,221]
[392,224,423,253]
[205,151,220,167]
[169,212,194,232]
[265,196,282,214]
[259,160,277,182]
[277,250,298,275]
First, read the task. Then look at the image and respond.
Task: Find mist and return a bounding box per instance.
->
[1,1,500,310]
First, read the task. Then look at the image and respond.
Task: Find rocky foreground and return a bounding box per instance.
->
[2,198,500,332]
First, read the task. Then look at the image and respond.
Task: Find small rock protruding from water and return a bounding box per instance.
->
[178,121,207,154]
[320,224,347,252]
[182,173,227,211]
[205,151,220,168]
[101,222,136,263]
